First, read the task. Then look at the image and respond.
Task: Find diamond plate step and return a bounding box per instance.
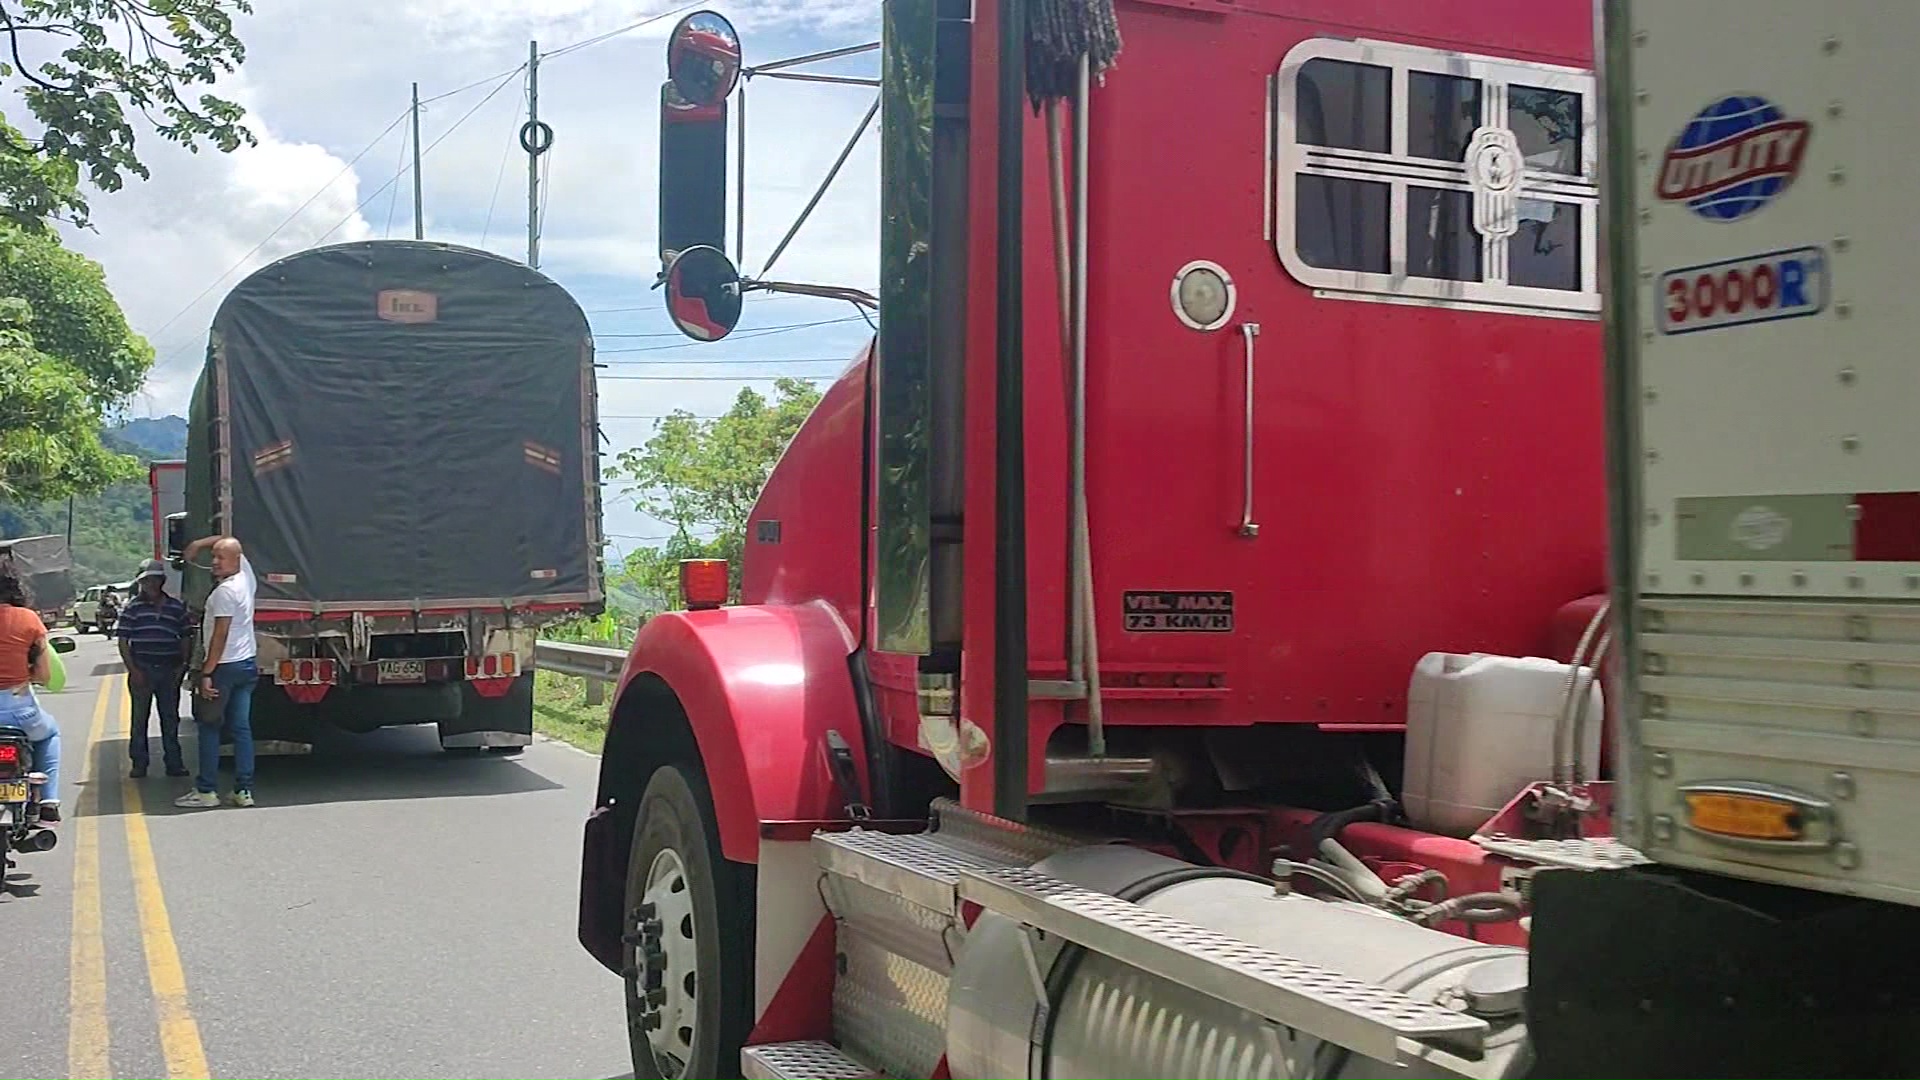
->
[956,865,1491,1064]
[1474,834,1652,871]
[741,1040,884,1079]
[813,828,1024,916]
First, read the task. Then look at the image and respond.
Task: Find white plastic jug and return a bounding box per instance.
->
[1402,652,1603,838]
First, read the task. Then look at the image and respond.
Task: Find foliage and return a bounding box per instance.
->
[0,113,79,228]
[0,0,255,227]
[607,377,823,609]
[531,670,607,753]
[0,222,150,500]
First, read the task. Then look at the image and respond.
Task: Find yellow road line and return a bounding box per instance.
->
[66,678,113,1080]
[120,678,212,1080]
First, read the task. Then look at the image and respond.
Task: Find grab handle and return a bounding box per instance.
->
[1239,322,1261,538]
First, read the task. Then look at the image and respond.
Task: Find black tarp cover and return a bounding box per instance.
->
[203,241,600,608]
[0,534,75,612]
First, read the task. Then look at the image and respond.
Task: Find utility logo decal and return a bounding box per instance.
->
[1659,246,1827,334]
[1123,591,1234,633]
[1656,95,1810,221]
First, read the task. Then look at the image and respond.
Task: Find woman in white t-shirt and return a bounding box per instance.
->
[176,534,258,809]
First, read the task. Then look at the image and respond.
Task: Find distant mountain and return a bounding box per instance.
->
[111,415,188,459]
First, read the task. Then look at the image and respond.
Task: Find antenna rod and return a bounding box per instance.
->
[746,41,879,75]
[527,41,541,268]
[410,82,424,239]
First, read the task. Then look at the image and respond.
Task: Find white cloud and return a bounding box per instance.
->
[23,0,884,544]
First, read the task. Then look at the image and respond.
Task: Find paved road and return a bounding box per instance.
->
[11,636,631,1080]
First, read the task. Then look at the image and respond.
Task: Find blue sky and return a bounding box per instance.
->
[40,0,883,557]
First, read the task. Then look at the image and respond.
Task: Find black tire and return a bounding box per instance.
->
[623,764,754,1080]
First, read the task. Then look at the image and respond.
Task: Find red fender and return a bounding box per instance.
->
[615,598,868,863]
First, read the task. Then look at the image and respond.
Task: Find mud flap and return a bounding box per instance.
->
[577,803,626,974]
[1528,865,1920,1078]
[439,674,534,746]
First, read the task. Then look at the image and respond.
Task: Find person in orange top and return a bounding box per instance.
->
[0,561,61,822]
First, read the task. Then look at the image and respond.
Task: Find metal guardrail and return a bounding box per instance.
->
[534,639,626,683]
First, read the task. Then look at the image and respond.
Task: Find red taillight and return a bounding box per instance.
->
[466,656,479,678]
[318,659,336,682]
[483,654,498,677]
[0,744,18,768]
[299,659,315,681]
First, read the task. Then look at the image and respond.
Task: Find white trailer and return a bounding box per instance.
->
[1605,0,1920,906]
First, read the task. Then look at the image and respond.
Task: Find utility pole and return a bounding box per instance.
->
[410,81,425,240]
[527,41,541,268]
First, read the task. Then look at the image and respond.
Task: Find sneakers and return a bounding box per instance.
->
[166,765,190,778]
[174,790,221,809]
[36,802,60,824]
[224,790,255,808]
[129,763,147,779]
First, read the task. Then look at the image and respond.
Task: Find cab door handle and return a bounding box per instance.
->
[1238,321,1261,538]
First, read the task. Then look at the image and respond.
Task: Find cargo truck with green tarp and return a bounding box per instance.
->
[176,239,604,753]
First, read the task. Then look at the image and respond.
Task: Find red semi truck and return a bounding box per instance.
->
[580,2,1920,1078]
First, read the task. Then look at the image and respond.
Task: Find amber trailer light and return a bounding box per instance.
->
[680,558,729,611]
[1681,780,1827,849]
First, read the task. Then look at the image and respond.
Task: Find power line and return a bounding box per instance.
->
[137,3,706,365]
[597,373,831,382]
[598,318,871,354]
[478,83,524,248]
[595,315,867,340]
[139,109,410,351]
[145,70,525,376]
[598,355,848,366]
[585,292,859,316]
[383,116,411,238]
[541,3,705,61]
[310,66,526,248]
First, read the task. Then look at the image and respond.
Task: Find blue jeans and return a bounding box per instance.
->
[196,659,256,794]
[0,688,60,806]
[128,662,186,772]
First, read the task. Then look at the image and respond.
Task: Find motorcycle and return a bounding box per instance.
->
[1,635,74,883]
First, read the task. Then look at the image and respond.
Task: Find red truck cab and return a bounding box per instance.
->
[583,3,1604,1076]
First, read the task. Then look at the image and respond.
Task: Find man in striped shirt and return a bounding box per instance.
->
[117,559,192,778]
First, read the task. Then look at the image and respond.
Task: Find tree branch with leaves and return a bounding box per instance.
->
[0,0,254,229]
[607,377,825,608]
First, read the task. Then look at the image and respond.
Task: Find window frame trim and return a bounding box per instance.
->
[1274,36,1601,318]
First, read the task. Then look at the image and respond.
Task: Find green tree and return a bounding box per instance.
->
[0,220,151,499]
[1,0,255,228]
[609,377,824,607]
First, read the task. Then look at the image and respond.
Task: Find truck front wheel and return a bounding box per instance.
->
[623,763,753,1080]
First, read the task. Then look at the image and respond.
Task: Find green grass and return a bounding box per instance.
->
[532,670,610,753]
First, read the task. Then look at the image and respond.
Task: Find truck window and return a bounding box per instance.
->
[1276,39,1599,317]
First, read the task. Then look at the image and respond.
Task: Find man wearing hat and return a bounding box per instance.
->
[116,558,192,778]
